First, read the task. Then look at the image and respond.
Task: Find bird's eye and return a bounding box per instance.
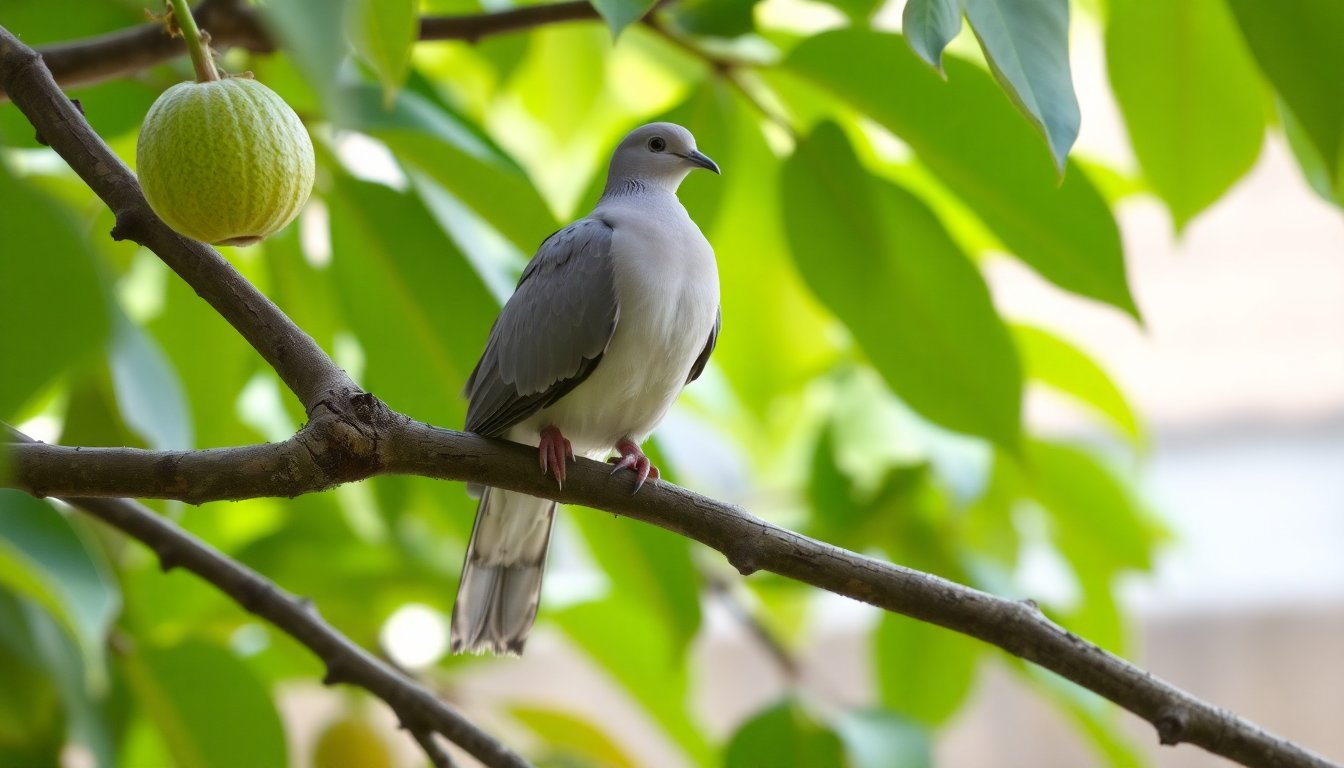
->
[648,136,667,152]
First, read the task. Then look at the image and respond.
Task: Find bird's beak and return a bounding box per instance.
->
[681,150,720,174]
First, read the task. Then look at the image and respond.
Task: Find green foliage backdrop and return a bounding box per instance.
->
[1,0,1334,765]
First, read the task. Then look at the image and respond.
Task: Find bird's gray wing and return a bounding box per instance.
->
[464,218,618,437]
[685,307,720,384]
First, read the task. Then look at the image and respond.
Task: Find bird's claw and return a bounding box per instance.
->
[608,440,660,493]
[538,426,573,489]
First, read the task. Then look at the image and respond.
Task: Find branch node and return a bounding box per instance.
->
[1156,708,1189,746]
[154,543,181,571]
[110,209,150,243]
[322,661,354,687]
[726,539,759,576]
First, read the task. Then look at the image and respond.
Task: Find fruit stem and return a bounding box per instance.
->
[168,0,219,82]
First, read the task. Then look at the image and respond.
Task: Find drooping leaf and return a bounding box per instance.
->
[903,0,963,72]
[573,514,701,659]
[834,709,933,768]
[510,707,639,768]
[257,0,352,116]
[787,30,1137,317]
[670,0,760,38]
[327,176,497,427]
[782,123,1022,449]
[109,314,193,451]
[589,0,658,37]
[962,0,1080,169]
[0,590,65,767]
[0,492,119,687]
[874,613,981,725]
[1280,99,1337,205]
[724,700,846,768]
[0,161,109,418]
[1012,324,1141,444]
[124,640,287,768]
[1107,0,1265,227]
[346,0,417,106]
[555,594,709,763]
[1226,0,1344,199]
[339,83,560,251]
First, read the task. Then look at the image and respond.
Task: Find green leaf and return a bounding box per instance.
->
[555,594,709,763]
[109,314,194,451]
[1281,99,1337,204]
[346,0,417,106]
[0,591,65,767]
[670,0,760,38]
[787,30,1137,317]
[124,640,287,768]
[1226,0,1344,198]
[590,0,657,36]
[257,0,352,116]
[963,0,1080,169]
[903,0,963,72]
[339,83,560,251]
[573,514,701,658]
[1107,0,1265,228]
[820,0,885,23]
[874,613,981,725]
[834,710,933,768]
[782,123,1022,449]
[0,161,109,418]
[0,492,120,688]
[328,177,497,426]
[510,707,638,768]
[724,700,845,768]
[1028,440,1156,575]
[1012,324,1141,444]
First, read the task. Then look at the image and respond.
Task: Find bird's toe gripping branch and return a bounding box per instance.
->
[538,425,574,489]
[608,438,659,493]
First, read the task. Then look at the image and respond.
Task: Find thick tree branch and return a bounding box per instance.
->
[5,420,1341,768]
[2,0,602,99]
[1,13,1340,768]
[5,429,527,768]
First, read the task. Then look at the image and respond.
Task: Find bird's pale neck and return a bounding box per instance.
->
[601,168,689,199]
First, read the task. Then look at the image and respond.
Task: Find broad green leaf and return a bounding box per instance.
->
[787,30,1137,317]
[109,314,193,451]
[328,177,497,427]
[257,0,352,116]
[874,613,981,725]
[510,25,609,143]
[963,0,1079,169]
[1012,324,1141,444]
[821,0,885,23]
[1107,0,1265,228]
[1281,99,1337,204]
[124,640,286,768]
[782,123,1022,449]
[903,0,963,72]
[0,161,109,418]
[724,700,845,768]
[590,0,658,37]
[1028,440,1157,575]
[511,707,638,768]
[671,0,760,38]
[0,492,119,687]
[1226,0,1344,198]
[556,594,708,763]
[573,514,701,659]
[149,270,263,449]
[346,0,417,106]
[834,710,933,768]
[339,83,560,251]
[0,591,65,766]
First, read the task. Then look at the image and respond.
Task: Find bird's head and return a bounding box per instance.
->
[605,122,719,194]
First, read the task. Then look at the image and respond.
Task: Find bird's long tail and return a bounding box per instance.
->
[450,487,556,656]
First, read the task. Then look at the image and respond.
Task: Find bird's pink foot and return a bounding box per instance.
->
[608,439,660,493]
[538,425,573,489]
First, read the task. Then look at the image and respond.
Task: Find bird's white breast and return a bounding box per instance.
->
[522,189,719,457]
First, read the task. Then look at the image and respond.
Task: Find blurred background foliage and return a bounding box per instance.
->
[0,0,1336,765]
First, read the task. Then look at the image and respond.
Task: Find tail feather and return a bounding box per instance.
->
[450,487,556,656]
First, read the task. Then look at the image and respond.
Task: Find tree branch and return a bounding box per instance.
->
[1,13,1340,768]
[3,0,603,99]
[5,420,1341,768]
[6,428,526,768]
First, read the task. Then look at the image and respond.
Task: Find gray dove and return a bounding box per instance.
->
[450,122,721,655]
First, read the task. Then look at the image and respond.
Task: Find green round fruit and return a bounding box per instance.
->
[136,77,315,247]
